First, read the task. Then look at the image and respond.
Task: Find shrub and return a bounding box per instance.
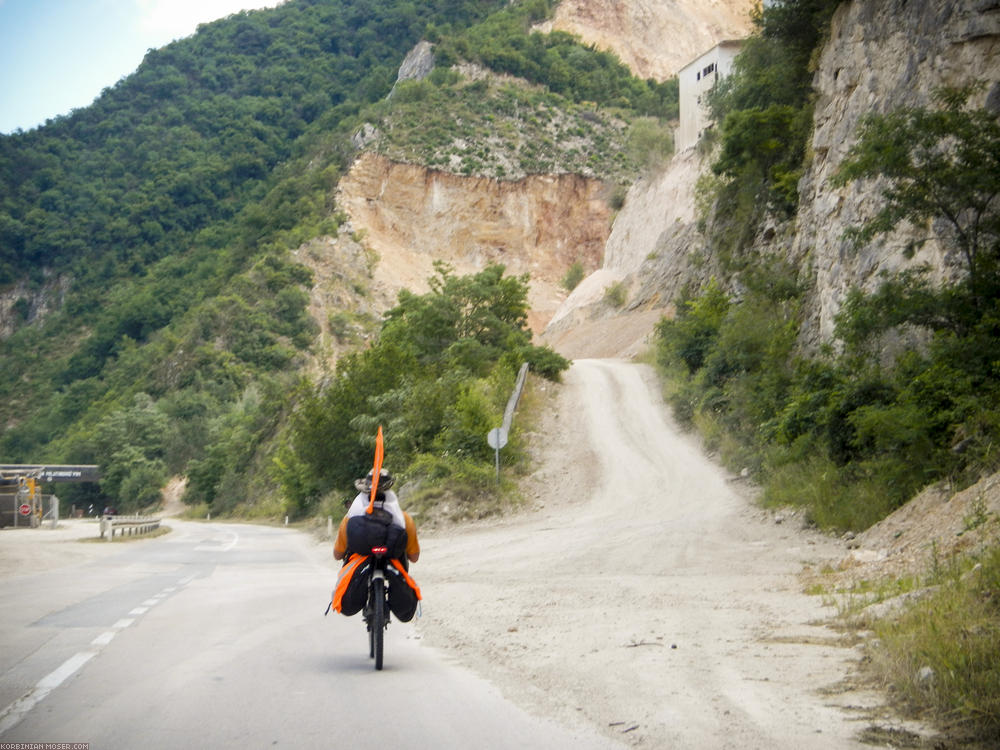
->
[603,281,627,308]
[561,261,585,291]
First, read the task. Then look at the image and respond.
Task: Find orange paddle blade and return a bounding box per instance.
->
[366,425,384,514]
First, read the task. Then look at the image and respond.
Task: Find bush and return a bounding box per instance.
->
[625,117,674,170]
[561,261,585,291]
[603,281,627,308]
[656,279,729,374]
[403,452,511,523]
[277,263,567,517]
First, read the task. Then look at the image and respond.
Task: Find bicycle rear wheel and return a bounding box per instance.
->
[368,608,375,659]
[372,578,385,670]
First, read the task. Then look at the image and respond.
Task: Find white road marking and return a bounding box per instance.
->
[0,651,96,734]
[0,571,198,733]
[91,631,116,646]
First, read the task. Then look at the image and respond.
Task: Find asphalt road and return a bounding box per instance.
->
[0,520,614,749]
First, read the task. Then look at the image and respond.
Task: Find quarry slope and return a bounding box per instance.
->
[336,151,612,334]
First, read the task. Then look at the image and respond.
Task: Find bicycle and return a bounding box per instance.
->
[362,545,391,670]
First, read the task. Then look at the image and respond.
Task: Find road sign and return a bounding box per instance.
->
[487,427,509,484]
[18,504,31,516]
[0,465,100,483]
[487,427,508,450]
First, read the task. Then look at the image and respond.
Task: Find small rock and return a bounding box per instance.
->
[917,666,935,685]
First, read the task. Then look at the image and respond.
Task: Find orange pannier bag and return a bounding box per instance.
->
[332,553,369,615]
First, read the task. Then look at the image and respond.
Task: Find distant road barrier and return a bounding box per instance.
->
[100,514,161,541]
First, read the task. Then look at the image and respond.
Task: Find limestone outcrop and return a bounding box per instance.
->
[793,0,1000,342]
[323,0,1000,361]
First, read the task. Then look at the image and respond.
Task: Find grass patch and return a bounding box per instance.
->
[760,453,898,532]
[401,452,522,525]
[865,543,1000,744]
[561,261,585,292]
[603,280,627,308]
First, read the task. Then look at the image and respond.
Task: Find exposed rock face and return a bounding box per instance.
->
[336,152,613,334]
[543,150,705,357]
[328,0,999,361]
[539,0,756,80]
[793,0,1000,342]
[0,275,70,341]
[547,0,1000,355]
[393,40,435,88]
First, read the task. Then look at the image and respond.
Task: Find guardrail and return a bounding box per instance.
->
[100,514,161,541]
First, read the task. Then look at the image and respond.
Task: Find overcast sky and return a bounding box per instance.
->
[0,0,286,134]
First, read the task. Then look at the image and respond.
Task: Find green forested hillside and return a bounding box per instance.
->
[0,0,672,517]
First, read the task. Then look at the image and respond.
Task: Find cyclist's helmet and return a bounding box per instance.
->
[355,468,394,492]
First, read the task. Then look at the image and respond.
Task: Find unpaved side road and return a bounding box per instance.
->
[414,358,885,749]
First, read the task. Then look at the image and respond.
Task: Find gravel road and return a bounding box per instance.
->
[413,358,884,748]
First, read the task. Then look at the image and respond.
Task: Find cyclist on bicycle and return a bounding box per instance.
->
[334,468,420,564]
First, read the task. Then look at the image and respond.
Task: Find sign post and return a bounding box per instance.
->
[486,427,508,483]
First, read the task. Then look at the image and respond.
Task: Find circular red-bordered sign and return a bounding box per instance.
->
[18,503,31,516]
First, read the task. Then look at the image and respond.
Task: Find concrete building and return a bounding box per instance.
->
[675,40,743,152]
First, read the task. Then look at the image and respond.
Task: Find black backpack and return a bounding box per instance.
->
[345,501,407,560]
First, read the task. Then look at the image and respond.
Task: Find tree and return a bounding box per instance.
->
[276,264,568,514]
[656,278,730,374]
[832,85,1000,309]
[93,394,170,510]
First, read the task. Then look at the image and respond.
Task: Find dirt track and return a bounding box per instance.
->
[414,359,885,748]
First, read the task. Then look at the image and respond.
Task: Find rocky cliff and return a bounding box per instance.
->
[320,0,757,354]
[539,0,755,80]
[319,0,999,361]
[793,0,1000,343]
[541,148,705,358]
[545,0,1000,357]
